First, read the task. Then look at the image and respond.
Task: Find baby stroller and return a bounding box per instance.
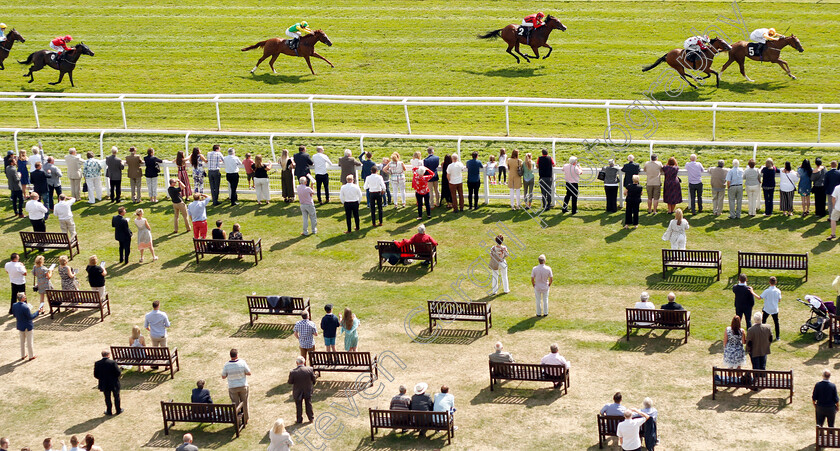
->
[797,295,836,341]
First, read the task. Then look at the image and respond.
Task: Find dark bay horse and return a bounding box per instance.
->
[720,35,804,81]
[241,30,334,75]
[19,43,95,87]
[479,15,567,63]
[642,38,732,88]
[0,29,25,70]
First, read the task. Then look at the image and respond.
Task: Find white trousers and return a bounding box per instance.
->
[286,30,301,40]
[254,178,270,202]
[510,188,521,207]
[535,288,550,316]
[86,177,102,203]
[491,261,509,294]
[392,175,406,204]
[746,184,761,215]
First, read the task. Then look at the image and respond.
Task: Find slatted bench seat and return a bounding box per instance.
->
[193,238,262,265]
[309,351,378,386]
[376,240,437,271]
[111,345,180,379]
[829,313,840,349]
[597,414,645,449]
[817,426,840,450]
[626,308,691,343]
[20,231,80,260]
[738,251,808,281]
[369,409,454,444]
[46,289,111,322]
[712,366,794,404]
[662,249,721,280]
[160,400,245,437]
[489,361,569,394]
[428,300,491,335]
[246,296,310,326]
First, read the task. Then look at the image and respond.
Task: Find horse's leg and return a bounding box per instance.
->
[251,55,269,73]
[719,57,734,74]
[529,46,541,59]
[676,67,697,89]
[311,52,334,68]
[708,70,720,88]
[776,58,796,79]
[49,70,65,86]
[304,55,315,75]
[0,61,4,70]
[514,43,531,63]
[505,44,520,64]
[735,57,752,82]
[542,44,553,59]
[268,55,279,74]
[68,71,75,87]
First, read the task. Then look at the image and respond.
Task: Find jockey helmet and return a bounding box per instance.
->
[64,35,73,42]
[301,21,309,27]
[536,12,545,19]
[767,28,777,36]
[0,23,6,29]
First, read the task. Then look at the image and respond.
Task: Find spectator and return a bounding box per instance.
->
[13,292,42,360]
[125,146,143,203]
[489,235,510,295]
[759,276,782,340]
[6,252,27,315]
[134,209,157,263]
[621,155,640,190]
[321,304,341,352]
[29,146,43,167]
[531,254,553,317]
[191,380,212,404]
[643,154,664,214]
[733,273,759,328]
[507,149,523,210]
[684,154,705,214]
[279,149,296,203]
[537,149,554,211]
[487,155,497,184]
[42,438,65,451]
[128,325,146,372]
[229,223,243,240]
[221,348,251,424]
[288,355,317,424]
[18,148,30,197]
[43,156,62,211]
[223,148,242,206]
[242,152,255,190]
[562,156,582,214]
[660,292,684,310]
[385,224,438,266]
[359,151,375,205]
[379,157,392,207]
[85,255,107,300]
[144,300,171,362]
[65,147,84,200]
[340,307,360,351]
[252,154,272,205]
[635,292,654,310]
[746,311,773,370]
[57,255,79,291]
[413,164,435,220]
[293,145,314,180]
[6,155,24,218]
[105,146,124,202]
[0,437,7,451]
[761,158,780,216]
[338,148,361,187]
[175,150,192,199]
[385,153,407,209]
[465,151,483,210]
[112,206,133,264]
[363,167,386,226]
[187,193,210,239]
[640,397,658,451]
[663,208,689,250]
[709,159,728,216]
[602,159,620,213]
[779,161,799,216]
[207,144,224,205]
[32,255,53,306]
[829,182,840,241]
[294,312,318,361]
[826,161,840,213]
[144,148,163,202]
[497,148,508,185]
[522,152,535,210]
[541,343,571,388]
[54,194,76,239]
[813,158,828,218]
[25,192,48,232]
[600,392,626,416]
[339,175,362,233]
[423,147,441,208]
[82,434,102,451]
[190,147,208,195]
[296,176,317,235]
[176,434,198,451]
[94,349,123,415]
[441,154,453,209]
[311,146,332,204]
[662,157,682,214]
[447,154,466,213]
[68,436,81,451]
[723,316,746,369]
[410,382,434,438]
[390,384,412,410]
[210,219,225,241]
[168,178,191,234]
[617,409,651,451]
[814,369,839,428]
[725,159,744,219]
[433,385,455,414]
[799,158,814,217]
[268,418,294,451]
[743,159,762,216]
[30,162,48,216]
[623,175,643,229]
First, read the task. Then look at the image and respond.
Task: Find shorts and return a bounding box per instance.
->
[646,185,661,200]
[831,209,840,222]
[324,337,336,346]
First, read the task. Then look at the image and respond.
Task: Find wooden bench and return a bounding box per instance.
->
[46,289,111,322]
[428,300,491,335]
[597,414,645,449]
[817,426,840,450]
[489,361,569,394]
[20,231,80,260]
[309,351,378,386]
[246,296,310,326]
[661,249,721,280]
[369,408,454,444]
[111,345,180,379]
[160,400,245,437]
[738,251,808,281]
[376,240,437,271]
[712,366,794,404]
[830,312,840,349]
[193,238,262,265]
[626,308,691,344]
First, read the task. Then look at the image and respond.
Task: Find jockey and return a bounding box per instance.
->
[50,35,72,61]
[520,12,546,39]
[683,35,710,63]
[749,28,780,58]
[0,24,7,42]
[285,21,313,50]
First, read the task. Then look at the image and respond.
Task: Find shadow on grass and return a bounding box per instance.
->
[469,385,565,407]
[507,316,547,334]
[604,227,632,243]
[106,261,141,277]
[361,265,428,283]
[179,259,252,274]
[696,391,787,413]
[121,371,172,390]
[721,274,804,291]
[312,379,370,400]
[240,73,314,85]
[645,273,717,292]
[717,79,788,94]
[271,234,306,251]
[145,427,229,448]
[64,415,112,435]
[230,322,294,339]
[353,432,451,450]
[0,358,35,378]
[610,333,685,354]
[37,311,103,332]
[459,67,547,78]
[413,328,485,345]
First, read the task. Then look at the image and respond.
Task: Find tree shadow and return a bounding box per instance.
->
[459,67,546,78]
[696,391,787,413]
[469,385,565,407]
[361,265,428,283]
[412,328,486,345]
[239,73,313,85]
[64,415,112,434]
[610,333,685,354]
[230,322,294,339]
[507,316,547,334]
[645,273,717,292]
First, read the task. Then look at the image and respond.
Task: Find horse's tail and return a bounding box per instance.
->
[641,54,667,72]
[478,29,503,40]
[241,41,267,52]
[18,52,35,65]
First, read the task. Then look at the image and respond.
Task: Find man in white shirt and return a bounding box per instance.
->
[633,291,656,326]
[363,166,386,226]
[144,300,171,348]
[617,408,650,451]
[758,276,782,340]
[530,254,553,317]
[433,385,456,414]
[561,156,582,214]
[725,159,744,219]
[828,184,840,241]
[222,148,242,206]
[685,154,705,214]
[312,146,333,204]
[446,154,466,212]
[540,343,570,387]
[221,348,252,424]
[25,192,49,232]
[65,147,84,200]
[206,144,225,206]
[5,253,27,315]
[54,194,77,239]
[339,175,363,233]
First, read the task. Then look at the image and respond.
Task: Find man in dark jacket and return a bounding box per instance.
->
[410,382,434,437]
[94,349,123,415]
[111,207,133,264]
[12,293,42,360]
[814,369,840,427]
[105,147,124,202]
[288,355,317,423]
[825,161,840,212]
[423,147,441,208]
[733,273,760,328]
[537,149,555,210]
[621,155,640,189]
[746,311,773,370]
[293,145,314,179]
[30,162,49,218]
[191,379,213,404]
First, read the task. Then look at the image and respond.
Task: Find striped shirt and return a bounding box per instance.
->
[221,358,251,388]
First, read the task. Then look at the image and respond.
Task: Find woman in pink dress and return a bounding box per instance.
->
[175,151,192,198]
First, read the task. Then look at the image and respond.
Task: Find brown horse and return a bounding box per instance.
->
[241,30,334,75]
[19,42,95,87]
[720,35,804,82]
[479,15,567,63]
[0,29,25,70]
[641,38,732,89]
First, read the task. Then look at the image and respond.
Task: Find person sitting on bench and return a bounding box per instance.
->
[386,224,438,266]
[540,343,570,388]
[191,379,212,404]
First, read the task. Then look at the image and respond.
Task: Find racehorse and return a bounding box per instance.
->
[478,15,567,63]
[241,30,334,75]
[720,35,804,82]
[0,29,25,70]
[19,42,95,87]
[641,37,732,89]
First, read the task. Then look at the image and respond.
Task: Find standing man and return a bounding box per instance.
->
[6,155,24,218]
[424,147,441,208]
[364,166,386,226]
[359,151,376,205]
[221,348,251,424]
[43,156,62,211]
[685,154,705,214]
[621,155,639,190]
[144,300,171,370]
[293,311,318,361]
[338,149,361,187]
[93,349,123,415]
[222,148,242,206]
[25,192,48,232]
[320,304,341,352]
[30,162,49,217]
[54,194,77,239]
[465,151,483,210]
[616,408,651,451]
[64,147,83,200]
[5,253,27,315]
[746,311,773,370]
[643,154,663,214]
[187,193,210,239]
[825,161,840,214]
[562,156,582,214]
[733,273,759,328]
[814,370,840,428]
[168,178,191,234]
[297,177,317,235]
[725,159,744,219]
[828,180,840,241]
[288,355,317,424]
[339,175,362,233]
[709,159,728,216]
[293,145,314,181]
[12,293,42,360]
[531,254,553,317]
[537,149,554,211]
[312,146,333,204]
[125,146,144,203]
[112,206,132,264]
[105,146,124,203]
[759,276,782,341]
[206,144,224,206]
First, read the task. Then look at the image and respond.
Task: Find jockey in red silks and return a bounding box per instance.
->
[520,12,546,42]
[49,35,72,61]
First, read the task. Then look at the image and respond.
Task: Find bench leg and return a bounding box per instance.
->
[626,325,631,342]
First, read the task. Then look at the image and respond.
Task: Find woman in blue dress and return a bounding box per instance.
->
[797,158,813,217]
[17,149,29,195]
[340,307,360,352]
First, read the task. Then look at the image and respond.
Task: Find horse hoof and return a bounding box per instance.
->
[791,76,797,80]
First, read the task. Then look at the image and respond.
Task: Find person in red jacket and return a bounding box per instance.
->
[49,35,72,62]
[520,12,546,40]
[385,224,438,266]
[412,165,435,220]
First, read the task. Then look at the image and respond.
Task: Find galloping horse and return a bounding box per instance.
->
[241,30,334,75]
[19,43,95,87]
[479,15,567,63]
[642,38,732,89]
[720,35,804,81]
[0,29,25,70]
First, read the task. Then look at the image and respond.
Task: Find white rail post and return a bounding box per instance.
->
[504,98,510,136]
[712,103,717,141]
[30,94,40,128]
[359,135,365,154]
[119,95,128,129]
[605,100,611,140]
[403,98,412,135]
[270,133,276,161]
[817,105,823,143]
[552,138,556,162]
[184,132,190,154]
[13,129,20,153]
[456,137,461,159]
[649,141,654,159]
[483,166,490,205]
[214,95,222,131]
[752,143,758,161]
[99,131,105,159]
[309,95,315,133]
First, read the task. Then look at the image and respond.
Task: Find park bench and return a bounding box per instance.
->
[817,426,840,450]
[427,299,491,335]
[46,289,111,322]
[830,312,840,349]
[308,351,378,386]
[20,231,80,260]
[111,345,180,379]
[376,240,437,271]
[625,308,691,344]
[160,400,245,437]
[369,408,454,444]
[738,251,808,281]
[193,238,262,265]
[712,366,794,404]
[246,295,310,326]
[661,249,721,280]
[488,361,569,394]
[597,414,644,449]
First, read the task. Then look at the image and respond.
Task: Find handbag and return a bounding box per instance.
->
[662,227,672,242]
[83,181,88,193]
[597,170,606,181]
[517,163,524,177]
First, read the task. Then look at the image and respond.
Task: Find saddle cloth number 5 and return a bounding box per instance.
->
[748,47,755,57]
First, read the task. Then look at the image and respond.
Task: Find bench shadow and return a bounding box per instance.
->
[610,334,684,354]
[353,433,450,450]
[361,265,427,283]
[413,328,485,345]
[230,322,294,339]
[179,259,251,274]
[37,311,103,332]
[144,428,228,448]
[722,274,805,291]
[312,379,370,400]
[645,273,717,292]
[695,391,787,413]
[120,371,172,390]
[64,415,112,435]
[469,385,565,407]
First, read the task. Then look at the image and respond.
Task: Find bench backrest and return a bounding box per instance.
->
[738,251,808,269]
[626,308,689,325]
[20,231,71,244]
[662,249,720,263]
[597,415,645,437]
[46,290,102,304]
[194,239,257,253]
[246,296,307,311]
[489,361,567,378]
[376,240,399,253]
[428,300,488,317]
[369,409,450,428]
[310,351,373,367]
[713,367,793,387]
[817,426,840,448]
[407,242,436,257]
[111,346,171,361]
[161,401,237,422]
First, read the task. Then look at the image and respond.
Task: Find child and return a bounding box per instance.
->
[242,153,255,189]
[486,155,497,184]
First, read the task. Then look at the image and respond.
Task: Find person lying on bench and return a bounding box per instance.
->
[385,224,439,266]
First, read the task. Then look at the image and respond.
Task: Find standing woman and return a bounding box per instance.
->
[410,151,423,170]
[144,148,163,202]
[252,154,273,204]
[662,157,682,214]
[190,147,208,194]
[779,161,799,216]
[497,148,508,185]
[507,149,522,210]
[523,153,535,209]
[722,316,746,370]
[340,308,360,352]
[175,151,192,199]
[798,158,813,217]
[441,154,453,209]
[388,152,407,208]
[760,158,779,216]
[624,175,643,229]
[663,208,690,250]
[743,159,762,216]
[380,157,392,207]
[32,255,53,306]
[86,255,108,300]
[489,235,510,295]
[17,148,30,196]
[134,208,158,263]
[602,159,620,212]
[57,255,79,291]
[812,158,828,218]
[242,153,255,189]
[280,149,296,203]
